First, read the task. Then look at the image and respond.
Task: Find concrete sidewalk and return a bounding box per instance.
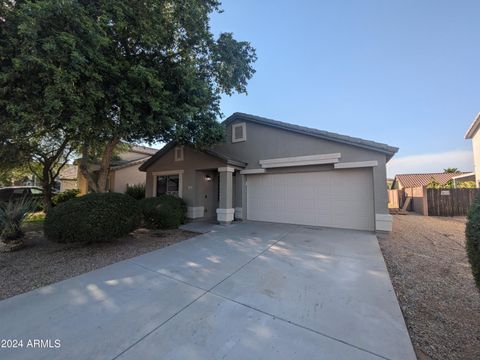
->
[0,222,415,360]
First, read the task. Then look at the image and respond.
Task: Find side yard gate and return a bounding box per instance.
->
[426,188,480,216]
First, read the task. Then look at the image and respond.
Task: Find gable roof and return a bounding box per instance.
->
[465,112,480,139]
[223,112,399,160]
[393,172,467,188]
[139,142,247,171]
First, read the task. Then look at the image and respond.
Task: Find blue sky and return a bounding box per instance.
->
[210,0,479,176]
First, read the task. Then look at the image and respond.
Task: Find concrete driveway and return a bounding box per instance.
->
[0,222,415,360]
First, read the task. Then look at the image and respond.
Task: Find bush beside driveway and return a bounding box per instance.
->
[378,214,480,360]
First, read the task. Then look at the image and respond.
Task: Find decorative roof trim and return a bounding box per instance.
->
[334,161,378,169]
[259,153,341,169]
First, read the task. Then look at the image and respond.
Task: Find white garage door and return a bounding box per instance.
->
[246,168,374,231]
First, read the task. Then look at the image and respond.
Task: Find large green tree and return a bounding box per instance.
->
[1,0,256,193]
[0,0,106,206]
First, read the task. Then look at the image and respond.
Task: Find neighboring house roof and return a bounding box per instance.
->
[465,112,480,139]
[111,157,151,171]
[139,142,247,171]
[59,165,78,180]
[223,112,399,160]
[393,172,467,188]
[129,144,158,156]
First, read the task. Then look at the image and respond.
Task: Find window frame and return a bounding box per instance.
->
[152,170,184,198]
[231,122,247,143]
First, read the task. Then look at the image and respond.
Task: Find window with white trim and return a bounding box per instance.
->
[232,123,247,143]
[174,146,184,161]
[156,175,179,197]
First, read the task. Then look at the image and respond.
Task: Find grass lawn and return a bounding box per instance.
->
[23,211,46,226]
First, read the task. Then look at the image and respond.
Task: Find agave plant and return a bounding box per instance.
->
[0,197,34,243]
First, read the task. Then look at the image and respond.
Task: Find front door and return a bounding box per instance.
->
[202,171,218,219]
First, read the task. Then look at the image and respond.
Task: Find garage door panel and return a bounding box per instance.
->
[247,169,374,231]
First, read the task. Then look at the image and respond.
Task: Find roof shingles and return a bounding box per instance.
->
[394,173,467,188]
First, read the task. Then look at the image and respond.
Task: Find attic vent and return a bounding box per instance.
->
[174,146,184,161]
[232,122,247,143]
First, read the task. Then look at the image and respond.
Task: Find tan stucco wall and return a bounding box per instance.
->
[112,166,146,193]
[145,146,226,207]
[60,180,78,192]
[408,186,426,215]
[78,172,89,195]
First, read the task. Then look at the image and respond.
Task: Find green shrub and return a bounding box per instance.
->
[466,195,480,290]
[139,195,187,229]
[52,189,80,205]
[44,192,141,243]
[125,184,145,200]
[0,197,34,242]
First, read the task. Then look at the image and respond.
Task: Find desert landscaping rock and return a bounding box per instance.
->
[378,214,480,360]
[0,225,195,300]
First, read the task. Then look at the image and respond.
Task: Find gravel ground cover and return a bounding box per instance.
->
[0,224,196,300]
[378,214,480,360]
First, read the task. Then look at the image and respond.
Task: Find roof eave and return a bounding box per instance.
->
[139,142,247,171]
[465,113,480,139]
[139,142,176,172]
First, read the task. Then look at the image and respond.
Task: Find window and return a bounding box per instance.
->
[156,175,179,197]
[232,122,247,143]
[174,146,184,161]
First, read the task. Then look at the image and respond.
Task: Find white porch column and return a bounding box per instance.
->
[217,166,235,224]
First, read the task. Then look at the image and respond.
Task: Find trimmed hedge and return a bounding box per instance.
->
[466,195,480,290]
[125,184,146,200]
[139,195,187,229]
[52,189,80,205]
[44,192,141,243]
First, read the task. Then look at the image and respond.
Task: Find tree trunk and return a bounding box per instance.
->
[41,163,53,212]
[96,138,120,193]
[79,144,99,193]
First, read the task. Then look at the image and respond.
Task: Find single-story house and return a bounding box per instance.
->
[140,113,398,232]
[390,172,467,214]
[60,145,158,194]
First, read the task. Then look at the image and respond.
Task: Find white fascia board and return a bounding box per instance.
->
[334,161,378,169]
[240,169,266,175]
[261,158,340,169]
[217,166,236,173]
[259,153,341,166]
